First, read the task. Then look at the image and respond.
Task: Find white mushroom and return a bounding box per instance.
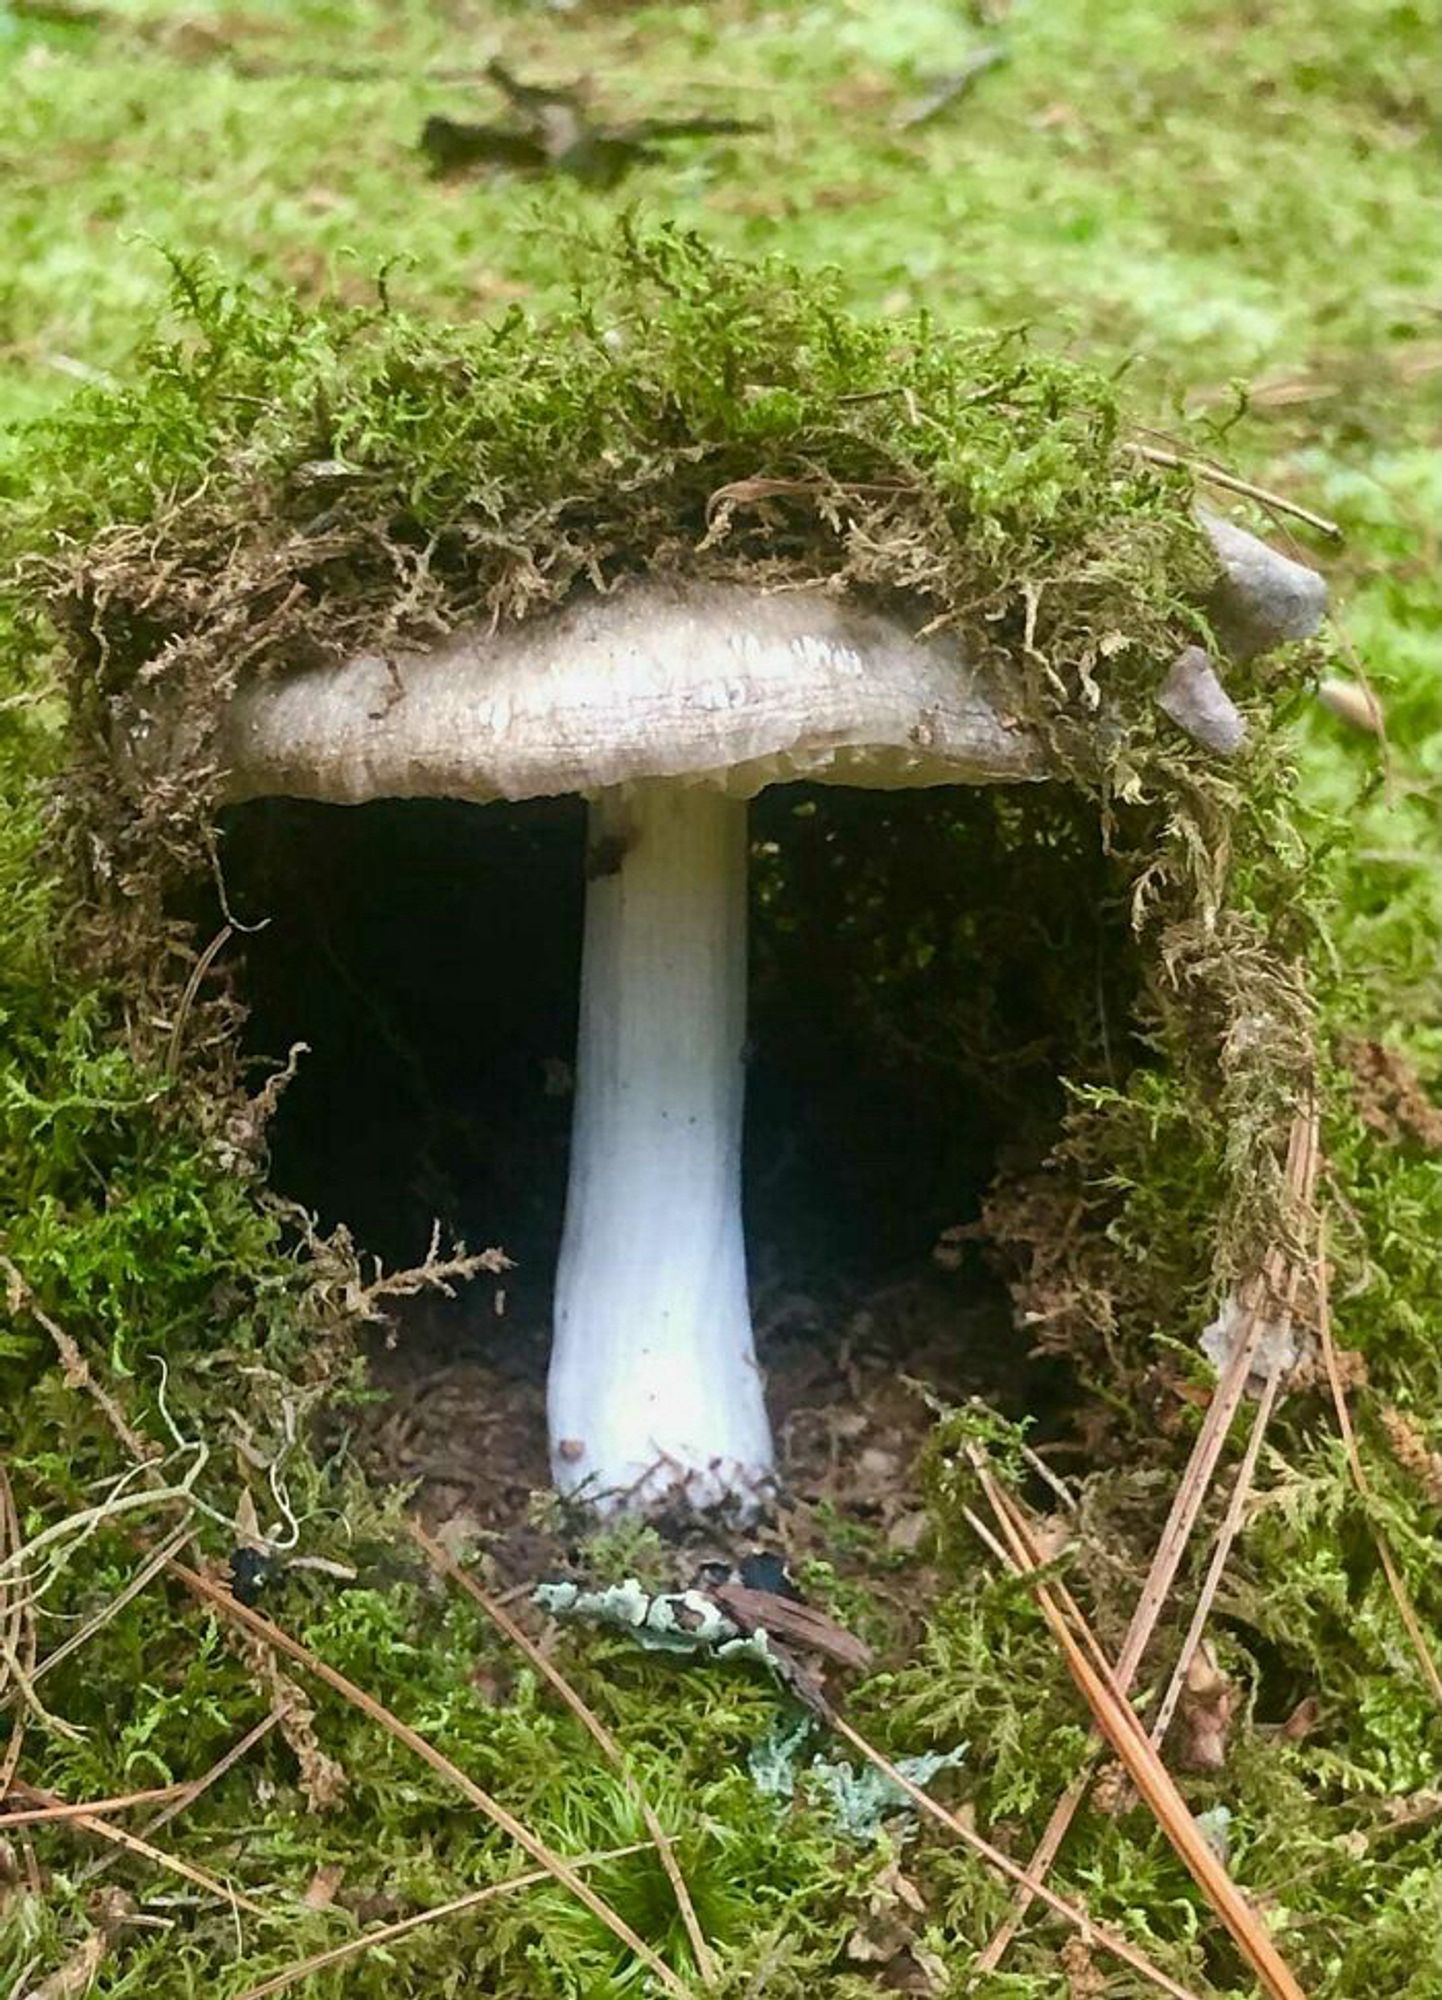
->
[207,512,1329,1510]
[218,579,1044,1513]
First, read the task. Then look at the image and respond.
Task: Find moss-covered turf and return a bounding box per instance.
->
[3,2,1442,1996]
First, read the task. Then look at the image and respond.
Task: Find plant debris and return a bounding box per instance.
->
[420,61,763,188]
[893,47,1008,131]
[1173,1640,1237,1772]
[1341,1034,1442,1150]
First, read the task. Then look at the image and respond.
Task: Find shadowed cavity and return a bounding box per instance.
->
[206,782,1143,1446]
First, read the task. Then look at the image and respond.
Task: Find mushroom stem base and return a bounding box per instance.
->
[548,782,772,1513]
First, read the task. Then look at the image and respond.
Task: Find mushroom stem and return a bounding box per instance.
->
[548,781,773,1512]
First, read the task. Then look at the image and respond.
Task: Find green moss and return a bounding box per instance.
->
[6,230,1211,793]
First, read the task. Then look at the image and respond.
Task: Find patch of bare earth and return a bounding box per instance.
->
[359,1265,1024,1640]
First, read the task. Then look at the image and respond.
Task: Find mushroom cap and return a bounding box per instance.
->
[217,577,1046,806]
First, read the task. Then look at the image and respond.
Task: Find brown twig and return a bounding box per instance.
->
[1129,443,1342,540]
[1148,1359,1285,1752]
[235,1842,653,1999]
[79,1709,284,1888]
[162,1554,696,1998]
[975,1471,1309,2000]
[8,1779,266,1917]
[1316,1220,1442,1703]
[826,1713,1205,2000]
[410,1519,718,1985]
[0,1783,189,1829]
[979,1102,1319,1968]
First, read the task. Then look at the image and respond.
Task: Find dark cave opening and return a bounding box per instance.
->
[209,781,1143,1444]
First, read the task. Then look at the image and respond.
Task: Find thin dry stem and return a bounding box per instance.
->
[163,1553,696,1999]
[234,1843,653,1999]
[1129,443,1342,539]
[410,1518,718,1986]
[979,1102,1319,1969]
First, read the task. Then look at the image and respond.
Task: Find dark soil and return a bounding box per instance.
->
[359,1259,1055,1654]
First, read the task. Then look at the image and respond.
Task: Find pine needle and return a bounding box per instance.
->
[234,1842,653,1999]
[410,1517,719,1986]
[0,1782,188,1828]
[976,1467,1309,2000]
[162,1553,697,1999]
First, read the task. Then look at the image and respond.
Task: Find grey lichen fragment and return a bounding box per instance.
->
[1199,1291,1308,1393]
[533,1577,778,1668]
[750,1714,968,1842]
[1157,645,1249,755]
[1200,510,1329,662]
[1195,1804,1234,1868]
